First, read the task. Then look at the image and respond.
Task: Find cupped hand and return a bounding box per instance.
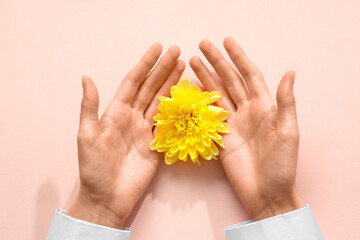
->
[190,37,304,221]
[67,43,185,229]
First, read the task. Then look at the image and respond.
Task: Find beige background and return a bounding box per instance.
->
[1,0,360,239]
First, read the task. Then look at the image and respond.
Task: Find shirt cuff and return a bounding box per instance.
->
[224,204,323,240]
[46,209,131,240]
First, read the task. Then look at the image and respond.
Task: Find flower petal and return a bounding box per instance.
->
[215,110,231,121]
[165,134,177,143]
[166,149,178,157]
[179,148,188,160]
[217,122,230,133]
[209,132,222,140]
[149,138,157,151]
[207,91,222,104]
[208,105,224,114]
[214,138,225,148]
[199,148,213,160]
[188,145,197,160]
[165,155,178,165]
[177,77,191,89]
[204,137,211,147]
[169,144,179,154]
[210,141,219,156]
[195,140,205,152]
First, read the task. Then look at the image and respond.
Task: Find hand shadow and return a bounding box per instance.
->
[33,179,60,240]
[34,178,80,240]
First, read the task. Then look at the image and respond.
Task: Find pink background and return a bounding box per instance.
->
[1,0,360,239]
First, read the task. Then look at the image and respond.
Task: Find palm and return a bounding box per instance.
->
[80,109,161,218]
[69,43,185,228]
[190,37,303,220]
[221,98,298,209]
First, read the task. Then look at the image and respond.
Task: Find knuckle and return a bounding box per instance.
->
[233,52,245,63]
[287,96,296,105]
[263,103,277,114]
[278,127,300,141]
[80,100,90,109]
[81,102,98,113]
[158,61,172,72]
[131,102,144,113]
[214,58,227,68]
[140,83,152,95]
[278,94,295,104]
[246,71,263,81]
[277,92,296,106]
[257,101,276,116]
[124,73,136,84]
[141,58,154,69]
[77,129,96,144]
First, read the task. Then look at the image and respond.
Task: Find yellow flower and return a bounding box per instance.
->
[149,77,231,165]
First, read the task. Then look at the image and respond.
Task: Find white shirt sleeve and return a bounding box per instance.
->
[224,204,323,240]
[46,209,131,240]
[46,204,322,240]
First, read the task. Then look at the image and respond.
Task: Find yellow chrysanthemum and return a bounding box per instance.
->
[149,77,231,165]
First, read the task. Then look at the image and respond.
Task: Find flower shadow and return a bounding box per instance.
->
[125,159,248,240]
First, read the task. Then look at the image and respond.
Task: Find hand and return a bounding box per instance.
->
[67,43,185,229]
[190,37,304,221]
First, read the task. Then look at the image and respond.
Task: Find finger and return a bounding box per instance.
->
[210,71,234,100]
[276,71,298,133]
[145,59,185,125]
[189,56,236,111]
[223,37,270,98]
[211,71,226,88]
[133,45,181,112]
[114,42,163,104]
[199,39,250,104]
[79,76,100,138]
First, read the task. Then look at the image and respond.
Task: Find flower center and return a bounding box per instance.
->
[175,112,199,135]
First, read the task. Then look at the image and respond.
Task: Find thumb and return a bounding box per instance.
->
[276,71,298,132]
[79,76,100,138]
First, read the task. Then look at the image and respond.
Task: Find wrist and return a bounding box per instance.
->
[249,187,305,221]
[67,188,125,229]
